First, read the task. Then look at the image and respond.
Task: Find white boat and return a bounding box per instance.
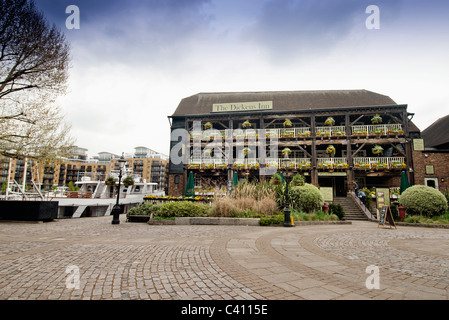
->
[53,172,164,218]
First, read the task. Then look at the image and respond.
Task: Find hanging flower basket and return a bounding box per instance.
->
[371,114,382,124]
[204,122,213,130]
[242,120,252,129]
[203,148,212,157]
[325,117,335,126]
[326,145,336,155]
[242,147,251,156]
[372,145,384,155]
[283,118,292,127]
[105,176,116,186]
[282,148,291,157]
[123,176,135,187]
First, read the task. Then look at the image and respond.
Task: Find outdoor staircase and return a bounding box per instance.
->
[333,196,370,221]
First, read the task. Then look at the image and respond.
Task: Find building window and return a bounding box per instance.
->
[174,175,180,184]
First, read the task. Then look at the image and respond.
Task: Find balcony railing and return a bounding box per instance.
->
[187,158,312,170]
[189,124,404,140]
[351,124,403,136]
[317,157,349,169]
[187,156,406,171]
[353,157,406,169]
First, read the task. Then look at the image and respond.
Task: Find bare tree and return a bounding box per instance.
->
[0,0,73,160]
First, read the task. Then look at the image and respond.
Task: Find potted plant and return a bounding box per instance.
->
[105,176,116,186]
[325,117,335,126]
[282,148,291,158]
[123,176,135,188]
[242,120,252,129]
[203,148,212,157]
[372,145,384,156]
[204,122,213,130]
[283,118,292,127]
[371,114,382,124]
[326,145,336,155]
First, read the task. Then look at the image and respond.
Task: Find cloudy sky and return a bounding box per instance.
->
[34,0,449,157]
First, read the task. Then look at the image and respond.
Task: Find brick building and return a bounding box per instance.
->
[168,90,417,198]
[412,114,449,192]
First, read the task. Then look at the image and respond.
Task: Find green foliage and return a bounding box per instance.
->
[290,183,324,213]
[67,181,79,191]
[290,174,305,187]
[328,203,345,220]
[399,185,448,217]
[123,176,134,187]
[291,210,339,221]
[127,203,161,216]
[403,213,449,225]
[259,214,284,226]
[158,201,210,218]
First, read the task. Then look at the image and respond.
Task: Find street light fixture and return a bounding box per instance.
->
[282,157,294,228]
[112,153,126,225]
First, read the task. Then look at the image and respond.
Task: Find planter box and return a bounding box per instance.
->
[126,215,151,223]
[0,201,58,222]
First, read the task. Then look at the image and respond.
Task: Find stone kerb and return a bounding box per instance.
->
[175,217,260,226]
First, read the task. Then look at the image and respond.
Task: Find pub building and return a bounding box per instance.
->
[167,90,418,200]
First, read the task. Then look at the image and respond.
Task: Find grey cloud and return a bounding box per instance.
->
[243,0,403,62]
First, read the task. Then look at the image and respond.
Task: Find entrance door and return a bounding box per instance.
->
[335,176,347,197]
[424,178,439,190]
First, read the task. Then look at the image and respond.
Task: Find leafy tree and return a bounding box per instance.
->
[0,0,73,160]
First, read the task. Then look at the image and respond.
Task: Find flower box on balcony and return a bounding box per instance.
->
[266,132,278,138]
[188,164,200,169]
[334,162,348,169]
[216,164,228,170]
[281,132,294,138]
[249,163,260,170]
[297,131,311,138]
[266,162,279,168]
[332,131,345,137]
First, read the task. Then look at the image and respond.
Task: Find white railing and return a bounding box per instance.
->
[317,157,348,168]
[315,126,346,136]
[353,157,406,169]
[187,158,312,170]
[190,124,404,140]
[351,124,403,135]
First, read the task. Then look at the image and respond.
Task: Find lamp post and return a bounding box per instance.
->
[111,153,126,225]
[282,157,294,227]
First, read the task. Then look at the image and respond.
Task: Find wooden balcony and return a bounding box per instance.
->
[317,157,349,170]
[189,124,404,142]
[353,157,406,170]
[187,158,312,171]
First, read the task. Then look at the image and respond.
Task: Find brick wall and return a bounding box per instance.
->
[168,173,185,196]
[412,150,449,191]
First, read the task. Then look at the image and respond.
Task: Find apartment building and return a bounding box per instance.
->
[1,146,168,194]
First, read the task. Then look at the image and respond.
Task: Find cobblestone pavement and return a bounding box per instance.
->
[1,216,449,300]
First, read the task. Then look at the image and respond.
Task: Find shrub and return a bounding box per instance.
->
[259,214,284,226]
[399,185,448,217]
[210,196,278,217]
[328,203,345,220]
[158,201,210,218]
[290,183,324,213]
[127,203,160,216]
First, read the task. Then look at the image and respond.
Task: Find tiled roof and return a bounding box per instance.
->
[172,90,398,116]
